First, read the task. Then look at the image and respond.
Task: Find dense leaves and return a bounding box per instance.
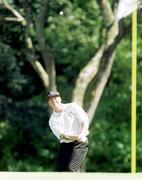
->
[0,0,142,172]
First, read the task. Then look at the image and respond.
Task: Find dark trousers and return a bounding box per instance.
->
[55,140,88,172]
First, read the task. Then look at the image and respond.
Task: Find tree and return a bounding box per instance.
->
[1,0,128,122]
[1,0,142,172]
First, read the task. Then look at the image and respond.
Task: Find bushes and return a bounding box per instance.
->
[0,97,58,171]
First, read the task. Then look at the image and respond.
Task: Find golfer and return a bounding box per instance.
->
[48,90,89,172]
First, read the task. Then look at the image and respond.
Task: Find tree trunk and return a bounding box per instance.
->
[72,0,119,123]
[87,52,115,122]
[35,0,56,90]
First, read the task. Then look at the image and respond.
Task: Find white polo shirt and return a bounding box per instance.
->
[49,103,89,143]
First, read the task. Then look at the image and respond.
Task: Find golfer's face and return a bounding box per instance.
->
[48,96,62,110]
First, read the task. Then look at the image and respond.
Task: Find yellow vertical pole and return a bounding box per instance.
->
[131,10,137,173]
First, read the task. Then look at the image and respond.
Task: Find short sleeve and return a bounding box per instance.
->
[71,103,89,123]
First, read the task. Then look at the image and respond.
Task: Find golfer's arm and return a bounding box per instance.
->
[60,121,89,140]
[80,120,89,135]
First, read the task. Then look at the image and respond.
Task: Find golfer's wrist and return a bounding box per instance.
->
[78,134,86,142]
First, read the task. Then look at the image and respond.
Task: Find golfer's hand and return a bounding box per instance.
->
[78,134,86,143]
[60,133,79,141]
[60,133,72,140]
[64,134,82,142]
[60,133,65,139]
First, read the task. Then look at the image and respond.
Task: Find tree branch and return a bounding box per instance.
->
[96,0,114,28]
[72,0,118,107]
[26,38,49,89]
[35,0,56,89]
[2,0,26,26]
[72,44,105,106]
[85,19,131,122]
[2,0,50,90]
[87,52,115,122]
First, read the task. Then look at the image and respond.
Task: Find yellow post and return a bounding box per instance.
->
[131,10,137,173]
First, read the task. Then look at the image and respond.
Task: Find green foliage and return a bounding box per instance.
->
[0,42,28,98]
[87,121,131,172]
[0,96,57,171]
[0,0,142,172]
[86,57,132,171]
[44,0,102,97]
[86,32,142,172]
[0,42,43,100]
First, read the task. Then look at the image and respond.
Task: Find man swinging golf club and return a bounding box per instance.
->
[48,90,89,172]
